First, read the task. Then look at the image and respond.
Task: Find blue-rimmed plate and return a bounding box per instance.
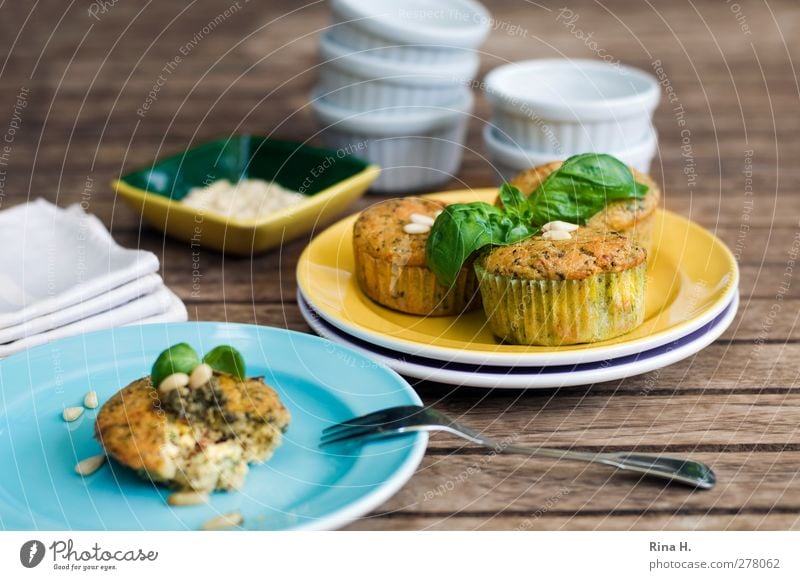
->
[0,323,427,530]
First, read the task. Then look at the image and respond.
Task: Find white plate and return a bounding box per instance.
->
[299,291,739,389]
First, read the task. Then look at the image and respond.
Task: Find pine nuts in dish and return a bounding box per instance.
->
[182,178,305,221]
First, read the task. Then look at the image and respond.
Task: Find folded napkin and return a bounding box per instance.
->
[0,199,188,357]
[0,287,187,357]
[0,199,160,329]
[0,273,164,343]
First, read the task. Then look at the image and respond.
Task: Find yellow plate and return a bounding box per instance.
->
[113,136,380,255]
[297,189,739,366]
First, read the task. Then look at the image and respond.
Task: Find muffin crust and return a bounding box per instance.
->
[353,197,446,267]
[480,229,646,281]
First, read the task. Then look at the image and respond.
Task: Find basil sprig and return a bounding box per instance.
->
[425,153,648,287]
[527,153,649,225]
[150,343,247,388]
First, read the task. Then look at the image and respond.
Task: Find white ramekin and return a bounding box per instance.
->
[483,124,658,183]
[317,33,478,112]
[484,59,660,153]
[329,0,490,65]
[311,88,474,192]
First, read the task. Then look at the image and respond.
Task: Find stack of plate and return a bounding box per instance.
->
[0,199,187,357]
[296,189,740,389]
[482,59,660,182]
[310,0,490,192]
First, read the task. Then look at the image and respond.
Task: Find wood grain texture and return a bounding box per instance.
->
[1,0,798,530]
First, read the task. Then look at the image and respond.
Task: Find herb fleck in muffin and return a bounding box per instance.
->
[505,161,660,252]
[474,229,647,346]
[353,197,479,316]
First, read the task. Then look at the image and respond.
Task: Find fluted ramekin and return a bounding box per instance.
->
[483,124,658,183]
[318,33,478,112]
[328,0,490,65]
[311,88,474,192]
[484,59,660,153]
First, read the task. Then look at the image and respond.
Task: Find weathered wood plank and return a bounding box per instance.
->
[344,513,800,531]
[352,452,800,517]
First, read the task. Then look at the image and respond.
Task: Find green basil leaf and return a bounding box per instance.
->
[558,153,646,192]
[203,345,246,381]
[426,202,538,287]
[151,343,200,388]
[498,183,531,222]
[528,153,648,225]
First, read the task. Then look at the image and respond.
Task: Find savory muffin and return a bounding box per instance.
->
[503,161,660,252]
[474,228,647,345]
[353,197,480,316]
[95,372,290,493]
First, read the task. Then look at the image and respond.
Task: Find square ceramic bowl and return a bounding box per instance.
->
[112,136,379,255]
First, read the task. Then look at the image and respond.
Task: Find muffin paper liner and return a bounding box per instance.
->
[475,261,647,345]
[355,250,480,316]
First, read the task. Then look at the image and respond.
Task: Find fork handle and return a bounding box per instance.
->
[486,442,716,489]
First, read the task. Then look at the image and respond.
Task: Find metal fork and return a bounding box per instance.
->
[321,405,716,489]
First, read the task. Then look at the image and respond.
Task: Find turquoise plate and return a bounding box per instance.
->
[0,323,426,530]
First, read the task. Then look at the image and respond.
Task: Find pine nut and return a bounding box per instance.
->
[62,407,84,422]
[542,230,572,241]
[409,213,435,226]
[167,490,209,506]
[75,454,106,476]
[201,511,243,530]
[189,363,214,389]
[158,373,190,396]
[83,391,99,409]
[546,220,579,232]
[403,223,431,235]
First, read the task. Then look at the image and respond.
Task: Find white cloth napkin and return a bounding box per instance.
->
[0,199,188,356]
[0,287,187,357]
[0,273,164,343]
[0,199,160,328]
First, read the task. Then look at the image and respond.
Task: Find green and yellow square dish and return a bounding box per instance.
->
[112,135,379,255]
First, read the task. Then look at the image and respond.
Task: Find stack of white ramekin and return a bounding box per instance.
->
[310,0,490,192]
[483,59,661,182]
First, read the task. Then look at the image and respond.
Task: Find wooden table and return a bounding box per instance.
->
[1,0,798,530]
